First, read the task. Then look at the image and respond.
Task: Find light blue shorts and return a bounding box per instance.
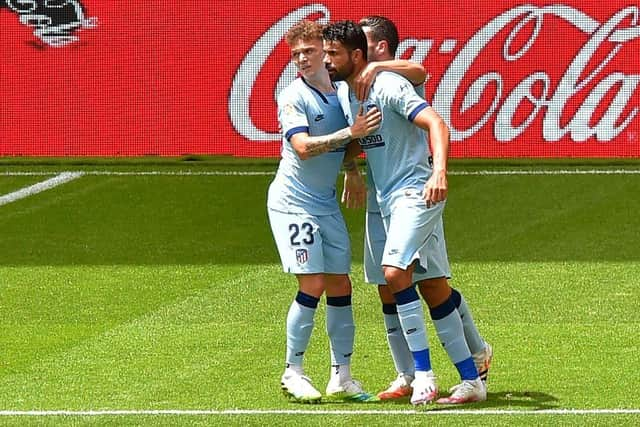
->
[374,189,450,278]
[267,208,351,274]
[364,208,451,285]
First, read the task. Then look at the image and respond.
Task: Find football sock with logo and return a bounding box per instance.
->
[326,295,355,368]
[394,286,431,372]
[430,297,478,381]
[450,288,486,354]
[285,291,319,367]
[382,303,415,377]
[329,363,352,385]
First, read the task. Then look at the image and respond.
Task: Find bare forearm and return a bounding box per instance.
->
[430,121,450,172]
[300,127,352,160]
[294,106,380,160]
[375,60,426,85]
[343,140,363,166]
[343,159,358,172]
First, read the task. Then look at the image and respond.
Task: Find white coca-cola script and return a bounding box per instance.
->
[229,4,640,143]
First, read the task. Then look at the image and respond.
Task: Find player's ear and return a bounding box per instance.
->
[377,40,387,57]
[351,48,365,64]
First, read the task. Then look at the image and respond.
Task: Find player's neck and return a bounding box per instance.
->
[347,63,368,88]
[303,71,335,94]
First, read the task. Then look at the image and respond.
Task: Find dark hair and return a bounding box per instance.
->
[359,15,399,57]
[322,20,368,61]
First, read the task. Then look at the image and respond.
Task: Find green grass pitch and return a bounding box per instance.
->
[0,160,639,426]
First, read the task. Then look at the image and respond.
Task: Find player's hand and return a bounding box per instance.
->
[350,104,381,139]
[342,170,366,209]
[354,63,378,102]
[423,168,448,207]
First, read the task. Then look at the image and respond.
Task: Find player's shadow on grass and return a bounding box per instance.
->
[428,390,559,411]
[485,390,559,409]
[370,390,559,410]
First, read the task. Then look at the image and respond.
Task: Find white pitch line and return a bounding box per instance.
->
[1,169,640,177]
[83,171,275,176]
[0,172,84,206]
[1,408,639,416]
[450,169,640,175]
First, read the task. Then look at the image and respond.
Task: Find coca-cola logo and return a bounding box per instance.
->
[1,0,96,47]
[230,3,640,143]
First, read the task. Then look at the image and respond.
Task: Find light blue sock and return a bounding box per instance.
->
[326,295,355,366]
[382,304,415,376]
[430,297,478,381]
[285,292,319,366]
[394,286,431,372]
[451,288,486,354]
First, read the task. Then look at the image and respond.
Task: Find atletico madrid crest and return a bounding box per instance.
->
[295,249,308,264]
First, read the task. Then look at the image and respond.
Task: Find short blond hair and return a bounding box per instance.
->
[286,20,324,46]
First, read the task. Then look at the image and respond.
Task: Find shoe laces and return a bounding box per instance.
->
[298,375,313,384]
[389,373,412,389]
[448,380,477,397]
[340,379,364,393]
[413,377,437,395]
[285,373,316,390]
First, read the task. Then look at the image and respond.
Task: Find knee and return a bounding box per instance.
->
[383,267,409,289]
[325,274,352,296]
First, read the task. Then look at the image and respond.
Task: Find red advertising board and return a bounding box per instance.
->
[1,1,639,157]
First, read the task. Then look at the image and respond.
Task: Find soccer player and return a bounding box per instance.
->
[323,20,487,405]
[353,15,493,403]
[267,19,381,404]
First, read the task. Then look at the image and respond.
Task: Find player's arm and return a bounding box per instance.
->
[412,106,450,205]
[341,141,365,208]
[355,60,427,102]
[290,106,380,160]
[343,138,363,164]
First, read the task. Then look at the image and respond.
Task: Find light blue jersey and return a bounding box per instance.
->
[365,83,425,214]
[268,77,352,274]
[339,72,433,217]
[268,77,348,215]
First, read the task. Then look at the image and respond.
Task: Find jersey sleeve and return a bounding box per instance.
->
[277,87,309,141]
[381,73,430,123]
